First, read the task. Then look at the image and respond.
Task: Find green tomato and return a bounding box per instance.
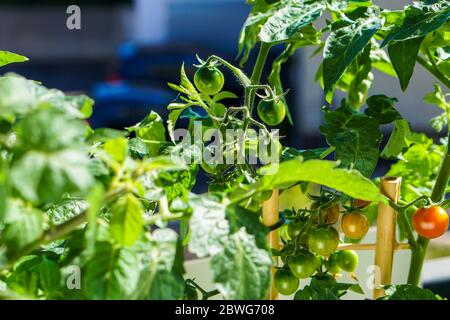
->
[289,250,320,279]
[308,226,340,257]
[336,250,358,273]
[325,252,341,274]
[194,66,224,95]
[287,221,304,239]
[257,99,286,126]
[274,269,299,296]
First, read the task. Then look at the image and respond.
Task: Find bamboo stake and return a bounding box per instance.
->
[337,242,410,251]
[373,176,401,299]
[262,189,279,300]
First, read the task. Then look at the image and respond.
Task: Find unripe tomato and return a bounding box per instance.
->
[341,213,369,240]
[336,250,358,273]
[289,250,320,279]
[194,66,224,95]
[325,252,341,274]
[287,221,304,239]
[412,206,449,239]
[274,269,299,296]
[308,226,339,257]
[257,99,286,126]
[355,199,371,208]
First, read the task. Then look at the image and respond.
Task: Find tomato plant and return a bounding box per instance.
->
[0,0,449,301]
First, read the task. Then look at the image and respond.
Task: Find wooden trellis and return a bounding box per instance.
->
[262,176,409,300]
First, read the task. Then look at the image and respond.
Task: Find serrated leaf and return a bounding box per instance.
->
[110,194,144,246]
[387,37,424,91]
[128,111,166,157]
[381,1,450,46]
[381,119,413,159]
[323,15,381,103]
[259,1,324,43]
[211,229,272,300]
[321,105,382,177]
[365,95,402,124]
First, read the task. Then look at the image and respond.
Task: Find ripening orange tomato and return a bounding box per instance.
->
[341,213,369,240]
[412,206,449,239]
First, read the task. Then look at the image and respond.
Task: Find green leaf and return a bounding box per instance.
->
[256,158,382,202]
[211,229,272,300]
[259,1,324,43]
[321,105,382,177]
[323,15,381,103]
[103,137,128,163]
[365,95,402,124]
[137,229,185,300]
[381,119,413,159]
[381,284,443,300]
[370,45,397,77]
[46,199,88,225]
[127,111,166,157]
[346,45,374,109]
[1,200,44,260]
[0,76,36,121]
[0,51,28,67]
[281,147,329,162]
[39,256,61,299]
[387,37,424,91]
[128,137,150,159]
[82,241,141,300]
[295,277,363,300]
[238,3,274,66]
[381,1,450,46]
[188,195,229,258]
[225,205,269,250]
[110,194,144,246]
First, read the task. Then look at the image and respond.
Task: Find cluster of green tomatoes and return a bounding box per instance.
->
[274,198,372,296]
[193,65,287,126]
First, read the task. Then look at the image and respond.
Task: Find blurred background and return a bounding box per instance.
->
[1,0,449,297]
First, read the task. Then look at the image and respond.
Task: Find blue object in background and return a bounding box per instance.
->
[90,81,175,128]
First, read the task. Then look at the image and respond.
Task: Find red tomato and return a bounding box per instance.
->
[412,206,449,239]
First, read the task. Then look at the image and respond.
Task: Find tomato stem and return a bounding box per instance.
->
[249,43,273,113]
